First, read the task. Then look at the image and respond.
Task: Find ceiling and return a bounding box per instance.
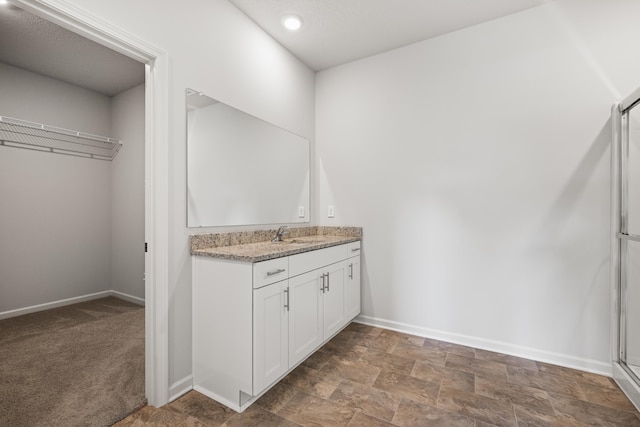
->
[0,3,144,97]
[0,0,547,96]
[228,0,548,71]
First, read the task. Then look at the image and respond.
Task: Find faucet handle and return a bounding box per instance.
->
[279,225,290,235]
[272,225,290,242]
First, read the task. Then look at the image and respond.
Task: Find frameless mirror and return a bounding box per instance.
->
[186,89,310,227]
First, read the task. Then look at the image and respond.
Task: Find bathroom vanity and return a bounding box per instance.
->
[190,227,361,412]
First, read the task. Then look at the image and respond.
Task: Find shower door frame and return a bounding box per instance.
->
[611,85,640,411]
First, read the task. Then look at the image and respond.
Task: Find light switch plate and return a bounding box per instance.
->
[298,206,305,217]
[328,205,335,218]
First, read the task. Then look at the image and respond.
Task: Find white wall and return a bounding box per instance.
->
[316,0,640,373]
[54,0,640,396]
[0,62,112,312]
[0,62,111,134]
[110,83,145,301]
[62,0,316,394]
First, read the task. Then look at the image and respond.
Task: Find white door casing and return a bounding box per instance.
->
[12,0,171,407]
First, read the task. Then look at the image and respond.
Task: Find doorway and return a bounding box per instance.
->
[7,0,170,407]
[612,86,640,410]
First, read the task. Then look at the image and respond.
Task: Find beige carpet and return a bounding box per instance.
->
[0,297,146,426]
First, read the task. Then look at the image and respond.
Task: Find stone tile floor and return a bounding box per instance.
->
[115,323,640,426]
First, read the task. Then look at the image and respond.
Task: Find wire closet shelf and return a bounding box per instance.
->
[0,116,122,160]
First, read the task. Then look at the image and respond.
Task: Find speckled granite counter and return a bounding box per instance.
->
[190,226,361,263]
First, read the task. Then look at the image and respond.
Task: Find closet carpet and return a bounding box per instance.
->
[0,296,145,426]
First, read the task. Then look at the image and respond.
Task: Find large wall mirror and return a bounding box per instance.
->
[186,89,310,227]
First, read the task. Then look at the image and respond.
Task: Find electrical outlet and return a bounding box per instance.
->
[328,205,335,218]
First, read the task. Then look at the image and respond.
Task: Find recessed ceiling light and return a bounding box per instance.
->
[281,14,303,32]
[0,0,9,5]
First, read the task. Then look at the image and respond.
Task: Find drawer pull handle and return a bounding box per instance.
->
[349,263,353,279]
[326,273,330,292]
[284,288,290,311]
[267,268,286,277]
[320,273,326,293]
[351,248,360,252]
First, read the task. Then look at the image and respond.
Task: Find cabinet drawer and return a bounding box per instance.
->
[253,257,289,288]
[347,241,361,258]
[289,244,348,278]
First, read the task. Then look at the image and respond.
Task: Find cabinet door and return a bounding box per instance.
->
[254,280,289,394]
[288,270,323,367]
[323,261,347,338]
[345,256,361,321]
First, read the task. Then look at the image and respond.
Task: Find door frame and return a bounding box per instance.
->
[13,0,171,407]
[611,88,640,411]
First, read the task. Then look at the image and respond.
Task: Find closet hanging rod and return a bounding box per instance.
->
[0,115,122,161]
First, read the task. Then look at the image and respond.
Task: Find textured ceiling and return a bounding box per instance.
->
[228,0,548,71]
[0,4,144,97]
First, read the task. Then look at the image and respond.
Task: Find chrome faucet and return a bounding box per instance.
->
[272,225,290,242]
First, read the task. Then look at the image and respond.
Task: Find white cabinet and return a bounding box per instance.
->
[253,280,289,394]
[288,269,323,367]
[345,241,361,320]
[287,259,348,367]
[192,258,253,410]
[323,261,348,339]
[253,257,289,288]
[193,241,361,412]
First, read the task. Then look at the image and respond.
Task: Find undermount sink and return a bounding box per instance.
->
[276,239,325,245]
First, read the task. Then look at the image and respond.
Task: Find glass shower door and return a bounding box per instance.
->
[618,97,640,387]
[623,240,640,379]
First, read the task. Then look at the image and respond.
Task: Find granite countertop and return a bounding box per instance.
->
[190,226,362,262]
[191,233,361,263]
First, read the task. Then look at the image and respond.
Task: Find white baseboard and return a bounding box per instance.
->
[111,290,145,306]
[0,290,146,320]
[0,291,111,320]
[354,315,612,377]
[169,375,193,402]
